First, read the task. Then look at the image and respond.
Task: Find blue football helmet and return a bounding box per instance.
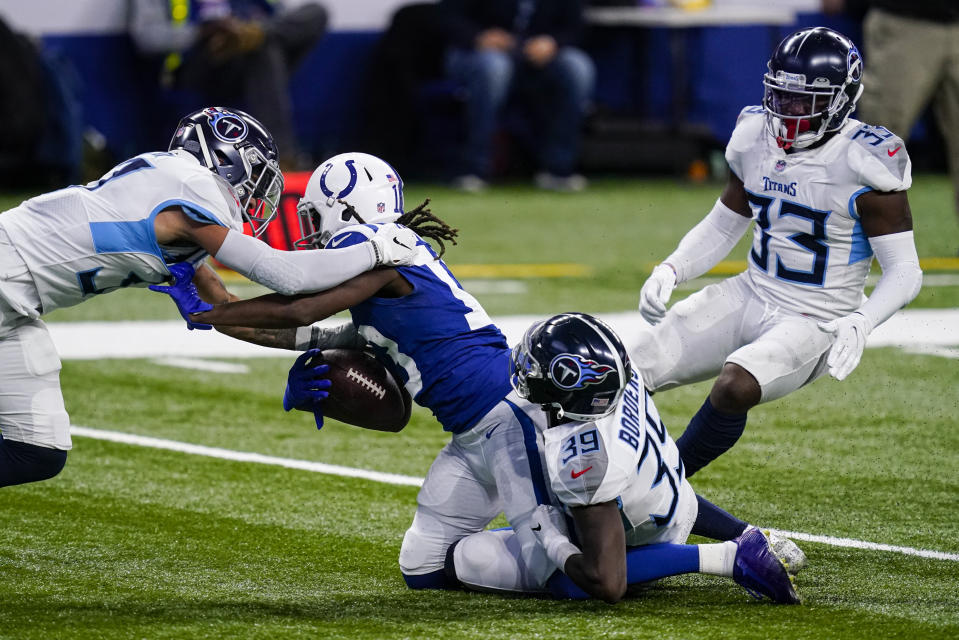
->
[169,106,284,237]
[763,27,863,150]
[511,312,631,422]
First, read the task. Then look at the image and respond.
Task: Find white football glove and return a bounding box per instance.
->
[818,312,870,381]
[638,263,678,325]
[530,504,579,570]
[369,226,419,267]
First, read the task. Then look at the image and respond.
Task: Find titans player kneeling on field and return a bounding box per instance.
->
[632,28,923,510]
[443,313,800,604]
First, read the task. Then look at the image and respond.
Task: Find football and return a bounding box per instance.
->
[317,348,411,432]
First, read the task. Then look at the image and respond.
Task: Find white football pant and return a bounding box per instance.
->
[627,272,832,403]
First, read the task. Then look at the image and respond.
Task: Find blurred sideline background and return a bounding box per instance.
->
[0,1,948,207]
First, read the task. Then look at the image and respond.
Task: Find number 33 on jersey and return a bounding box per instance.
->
[728,108,911,320]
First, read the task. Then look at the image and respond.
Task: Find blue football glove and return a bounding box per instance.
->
[283,348,331,430]
[149,262,214,330]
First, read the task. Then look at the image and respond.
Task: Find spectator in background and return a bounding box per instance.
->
[128,0,327,172]
[0,16,83,188]
[826,0,959,245]
[439,0,596,192]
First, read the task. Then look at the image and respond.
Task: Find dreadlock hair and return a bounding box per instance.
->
[341,198,459,258]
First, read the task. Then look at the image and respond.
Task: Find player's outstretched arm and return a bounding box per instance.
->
[187,261,306,349]
[638,171,752,324]
[818,190,922,380]
[192,261,239,305]
[191,268,402,328]
[156,211,417,296]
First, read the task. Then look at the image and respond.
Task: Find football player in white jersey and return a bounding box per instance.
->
[632,28,923,526]
[0,108,417,488]
[444,313,800,604]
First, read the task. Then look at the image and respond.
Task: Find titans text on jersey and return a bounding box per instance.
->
[728,107,911,321]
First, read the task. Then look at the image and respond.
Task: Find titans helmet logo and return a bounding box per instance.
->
[205,108,248,144]
[549,353,615,390]
[847,46,863,81]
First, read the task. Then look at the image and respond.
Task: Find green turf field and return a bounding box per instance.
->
[0,177,957,639]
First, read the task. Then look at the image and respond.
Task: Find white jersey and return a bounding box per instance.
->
[0,152,242,316]
[727,107,912,321]
[543,368,695,547]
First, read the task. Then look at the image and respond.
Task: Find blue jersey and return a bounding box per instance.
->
[326,224,513,433]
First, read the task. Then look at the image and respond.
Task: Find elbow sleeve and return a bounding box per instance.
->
[665,199,752,284]
[858,231,922,330]
[214,231,376,295]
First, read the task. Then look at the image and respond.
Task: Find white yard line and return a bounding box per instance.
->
[71,425,959,563]
[770,530,959,562]
[70,425,422,487]
[151,357,251,373]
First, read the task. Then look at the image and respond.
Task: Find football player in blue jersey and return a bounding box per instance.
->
[164,151,548,590]
[156,152,805,598]
[0,108,417,488]
[631,28,922,536]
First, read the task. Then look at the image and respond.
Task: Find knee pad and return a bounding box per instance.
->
[398,516,448,577]
[451,529,548,594]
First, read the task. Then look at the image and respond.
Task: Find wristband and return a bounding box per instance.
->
[545,539,581,571]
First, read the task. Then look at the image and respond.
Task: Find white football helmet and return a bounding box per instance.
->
[295,152,405,249]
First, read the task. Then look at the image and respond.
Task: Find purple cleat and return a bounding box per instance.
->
[733,527,801,604]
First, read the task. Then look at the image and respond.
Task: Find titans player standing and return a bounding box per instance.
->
[632,27,922,537]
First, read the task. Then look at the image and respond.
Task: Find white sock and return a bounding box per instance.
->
[698,541,738,577]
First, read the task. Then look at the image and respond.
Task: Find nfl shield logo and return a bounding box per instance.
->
[377,202,386,213]
[775,160,787,172]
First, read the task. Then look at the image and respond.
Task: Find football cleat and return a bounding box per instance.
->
[768,531,808,576]
[732,527,801,604]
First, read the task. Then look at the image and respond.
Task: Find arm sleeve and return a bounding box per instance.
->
[294,320,366,351]
[856,230,922,332]
[213,230,377,296]
[663,199,752,284]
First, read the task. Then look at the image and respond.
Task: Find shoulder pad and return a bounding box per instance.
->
[178,170,244,232]
[726,107,766,180]
[845,124,912,191]
[546,423,609,506]
[735,105,765,127]
[324,224,378,250]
